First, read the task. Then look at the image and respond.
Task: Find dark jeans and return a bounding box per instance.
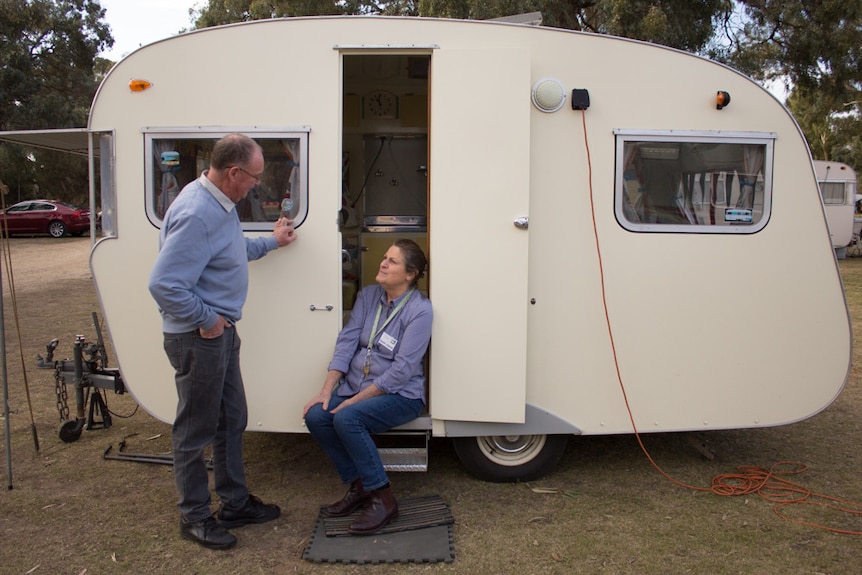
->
[304,392,424,491]
[163,327,249,522]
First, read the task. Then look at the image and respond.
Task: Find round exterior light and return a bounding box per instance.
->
[531,78,566,113]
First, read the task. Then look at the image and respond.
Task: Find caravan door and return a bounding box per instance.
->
[428,48,532,424]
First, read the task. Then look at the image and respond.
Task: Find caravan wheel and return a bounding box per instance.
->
[452,434,569,482]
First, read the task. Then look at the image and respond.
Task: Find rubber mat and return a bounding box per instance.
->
[302,494,455,564]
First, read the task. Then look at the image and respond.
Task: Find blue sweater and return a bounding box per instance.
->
[148,175,279,333]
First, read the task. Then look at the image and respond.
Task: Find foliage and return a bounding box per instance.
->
[787,86,862,175]
[195,0,732,53]
[720,0,862,176]
[193,0,426,25]
[193,0,415,27]
[0,0,112,205]
[544,0,733,53]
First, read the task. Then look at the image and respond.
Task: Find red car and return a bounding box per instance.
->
[1,200,91,238]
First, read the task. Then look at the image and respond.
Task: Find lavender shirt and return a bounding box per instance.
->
[328,284,432,402]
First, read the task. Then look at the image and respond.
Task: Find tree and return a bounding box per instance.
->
[193,0,426,26]
[195,0,732,53]
[0,0,113,206]
[417,0,733,53]
[720,1,862,174]
[195,0,357,27]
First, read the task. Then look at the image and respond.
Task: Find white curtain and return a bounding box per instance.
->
[626,144,656,223]
[736,146,765,208]
[154,140,180,217]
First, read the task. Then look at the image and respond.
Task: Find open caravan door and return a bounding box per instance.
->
[428,47,532,426]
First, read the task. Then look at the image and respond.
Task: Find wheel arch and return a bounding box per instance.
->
[442,403,582,438]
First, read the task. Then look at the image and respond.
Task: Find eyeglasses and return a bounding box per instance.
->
[234,166,263,183]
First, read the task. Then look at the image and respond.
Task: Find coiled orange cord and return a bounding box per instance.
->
[579,110,862,536]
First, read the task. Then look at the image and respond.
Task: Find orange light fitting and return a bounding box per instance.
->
[129,79,153,92]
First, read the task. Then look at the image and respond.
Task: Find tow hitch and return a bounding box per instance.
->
[37,312,126,442]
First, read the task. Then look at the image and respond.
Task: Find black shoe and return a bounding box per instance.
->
[217,494,281,529]
[180,515,237,550]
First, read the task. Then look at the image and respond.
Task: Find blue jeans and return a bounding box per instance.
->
[163,327,249,522]
[304,392,424,491]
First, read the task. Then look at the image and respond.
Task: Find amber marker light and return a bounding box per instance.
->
[716,90,731,110]
[129,79,153,92]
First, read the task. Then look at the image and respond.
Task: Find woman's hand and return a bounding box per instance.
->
[302,370,344,417]
[330,383,384,414]
[302,388,332,417]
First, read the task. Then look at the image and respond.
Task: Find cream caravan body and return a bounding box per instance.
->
[14,16,852,480]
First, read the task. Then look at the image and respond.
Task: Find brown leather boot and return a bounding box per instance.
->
[347,485,398,535]
[326,479,371,517]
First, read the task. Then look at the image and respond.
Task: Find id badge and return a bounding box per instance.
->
[378,332,398,352]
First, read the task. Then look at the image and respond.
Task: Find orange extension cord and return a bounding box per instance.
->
[578,110,862,536]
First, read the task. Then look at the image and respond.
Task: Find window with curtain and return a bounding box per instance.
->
[615,131,774,234]
[144,129,309,231]
[819,182,847,205]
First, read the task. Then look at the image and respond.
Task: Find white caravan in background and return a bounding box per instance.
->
[0,16,852,481]
[814,160,858,259]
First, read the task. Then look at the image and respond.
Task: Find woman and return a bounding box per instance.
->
[303,239,431,535]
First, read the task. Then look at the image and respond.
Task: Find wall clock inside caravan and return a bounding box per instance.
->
[364,90,398,119]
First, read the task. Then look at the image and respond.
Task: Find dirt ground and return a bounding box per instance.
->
[3,237,862,574]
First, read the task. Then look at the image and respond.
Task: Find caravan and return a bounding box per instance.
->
[0,16,852,481]
[814,160,858,259]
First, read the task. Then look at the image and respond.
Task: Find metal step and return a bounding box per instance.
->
[376,417,431,472]
[379,446,429,472]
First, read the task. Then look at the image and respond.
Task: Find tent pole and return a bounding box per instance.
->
[2,258,12,489]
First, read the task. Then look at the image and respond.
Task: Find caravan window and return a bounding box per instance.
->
[144,129,309,230]
[614,131,774,233]
[819,182,847,205]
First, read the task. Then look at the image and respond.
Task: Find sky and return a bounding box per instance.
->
[98,0,202,62]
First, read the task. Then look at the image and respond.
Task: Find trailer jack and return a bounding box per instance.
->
[37,311,126,443]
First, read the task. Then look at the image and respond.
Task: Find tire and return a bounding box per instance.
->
[452,434,569,482]
[48,220,67,238]
[58,419,84,443]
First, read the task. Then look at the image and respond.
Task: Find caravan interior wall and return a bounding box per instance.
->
[87,17,850,440]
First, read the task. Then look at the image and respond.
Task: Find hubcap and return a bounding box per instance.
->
[475,435,547,467]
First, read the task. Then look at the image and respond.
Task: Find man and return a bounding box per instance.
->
[148,133,297,550]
